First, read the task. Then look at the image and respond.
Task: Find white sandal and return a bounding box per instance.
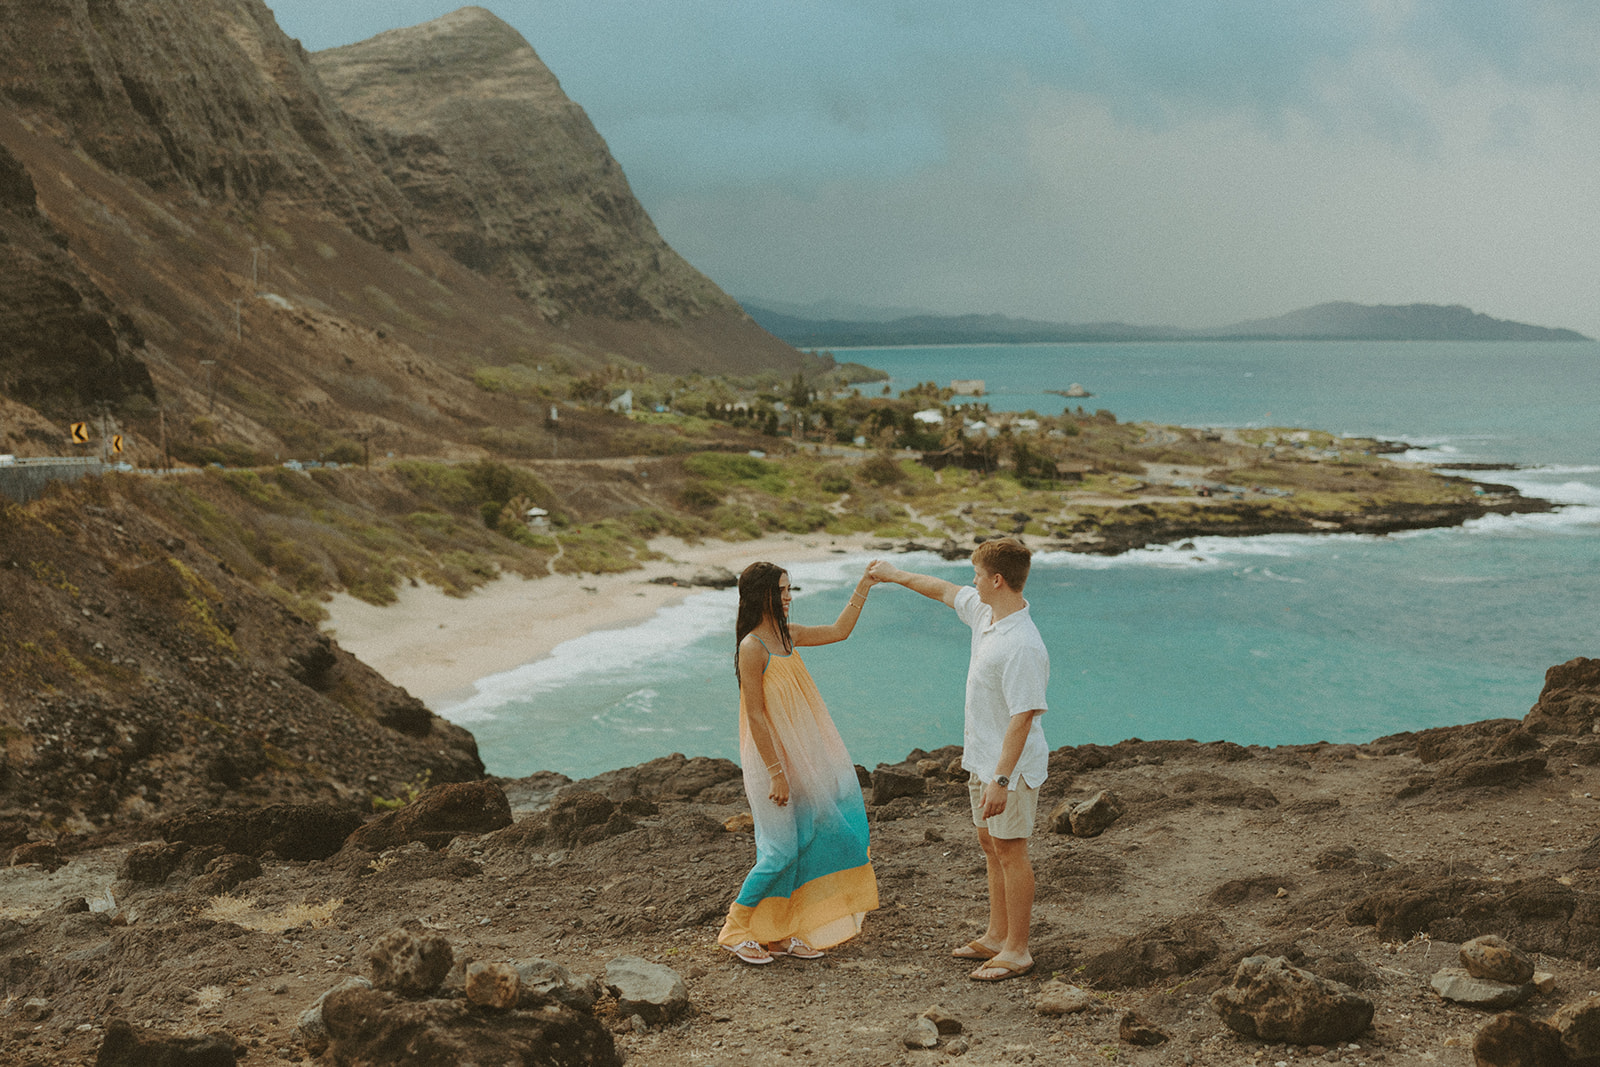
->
[767,936,824,959]
[723,940,774,965]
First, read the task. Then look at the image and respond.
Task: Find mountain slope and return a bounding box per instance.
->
[0,0,795,466]
[312,8,735,326]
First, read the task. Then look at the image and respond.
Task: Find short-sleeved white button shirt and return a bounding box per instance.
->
[954,584,1050,789]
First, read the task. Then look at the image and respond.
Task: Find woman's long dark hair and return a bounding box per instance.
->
[735,561,791,686]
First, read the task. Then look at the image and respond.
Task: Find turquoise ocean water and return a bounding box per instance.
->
[445,341,1600,780]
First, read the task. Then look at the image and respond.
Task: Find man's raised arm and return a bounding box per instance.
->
[867,560,960,608]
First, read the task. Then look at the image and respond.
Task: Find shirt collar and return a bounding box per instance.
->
[982,598,1031,633]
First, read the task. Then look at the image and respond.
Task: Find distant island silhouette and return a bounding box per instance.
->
[742,300,1593,348]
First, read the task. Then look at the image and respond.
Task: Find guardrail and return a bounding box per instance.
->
[0,457,106,503]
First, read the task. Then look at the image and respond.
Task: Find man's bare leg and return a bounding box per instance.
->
[979,827,1009,947]
[971,834,1034,978]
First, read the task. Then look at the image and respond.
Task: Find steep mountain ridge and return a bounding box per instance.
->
[0,0,794,464]
[0,0,411,246]
[312,7,742,329]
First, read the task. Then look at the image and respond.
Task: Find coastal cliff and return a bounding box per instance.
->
[5,660,1600,1063]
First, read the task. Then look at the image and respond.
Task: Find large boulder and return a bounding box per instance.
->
[482,791,637,851]
[603,956,689,1025]
[297,977,373,1055]
[95,1018,240,1066]
[1550,993,1600,1061]
[1461,934,1535,984]
[157,804,363,861]
[344,781,512,852]
[367,928,454,998]
[1211,956,1373,1046]
[1049,790,1123,837]
[562,753,742,804]
[320,986,619,1067]
[1525,657,1600,734]
[1346,876,1600,967]
[1429,968,1534,1010]
[871,767,927,806]
[1471,1012,1564,1067]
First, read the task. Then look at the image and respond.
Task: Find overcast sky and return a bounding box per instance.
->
[266,2,1600,336]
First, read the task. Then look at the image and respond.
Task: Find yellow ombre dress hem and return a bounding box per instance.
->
[717,861,879,950]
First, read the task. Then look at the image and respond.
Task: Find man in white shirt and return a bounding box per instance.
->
[869,537,1049,981]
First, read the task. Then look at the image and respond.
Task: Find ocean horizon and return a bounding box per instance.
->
[442,340,1600,781]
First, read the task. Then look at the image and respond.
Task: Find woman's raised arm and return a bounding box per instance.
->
[791,562,879,647]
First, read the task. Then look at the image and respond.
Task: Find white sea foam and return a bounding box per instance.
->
[438,551,879,724]
[1034,530,1376,572]
[1498,475,1600,505]
[1458,504,1600,536]
[440,588,737,724]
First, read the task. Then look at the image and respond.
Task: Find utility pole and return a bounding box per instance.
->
[251,245,270,288]
[200,360,217,414]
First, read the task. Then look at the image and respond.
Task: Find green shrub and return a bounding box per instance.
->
[817,467,853,494]
[683,453,788,494]
[679,481,722,510]
[859,455,905,487]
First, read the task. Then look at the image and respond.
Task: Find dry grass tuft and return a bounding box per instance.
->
[200,893,343,933]
[192,985,227,1010]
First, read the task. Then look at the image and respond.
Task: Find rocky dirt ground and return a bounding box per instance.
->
[8,661,1600,1066]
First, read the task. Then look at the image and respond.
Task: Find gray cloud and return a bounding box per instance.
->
[267,1,1600,335]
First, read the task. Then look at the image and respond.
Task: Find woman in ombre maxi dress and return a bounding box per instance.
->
[717,561,881,965]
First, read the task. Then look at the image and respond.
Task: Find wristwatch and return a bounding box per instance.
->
[994,774,1010,788]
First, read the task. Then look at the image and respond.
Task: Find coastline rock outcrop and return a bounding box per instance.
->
[1525,657,1600,735]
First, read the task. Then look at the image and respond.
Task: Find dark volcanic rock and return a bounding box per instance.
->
[320,986,619,1067]
[8,841,64,871]
[94,1018,240,1066]
[1347,875,1600,966]
[118,841,190,884]
[485,790,640,851]
[158,804,364,861]
[0,144,154,418]
[189,853,263,897]
[563,753,742,805]
[871,767,927,806]
[1079,915,1222,989]
[366,928,454,998]
[343,781,512,853]
[1525,656,1600,735]
[1472,1012,1564,1067]
[1211,955,1374,1046]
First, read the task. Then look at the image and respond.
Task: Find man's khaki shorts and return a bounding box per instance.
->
[968,774,1039,839]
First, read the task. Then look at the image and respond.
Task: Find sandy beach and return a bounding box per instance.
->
[321,530,883,709]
